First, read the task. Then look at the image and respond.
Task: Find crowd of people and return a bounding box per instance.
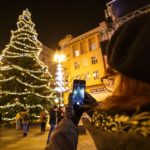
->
[0,105,65,139]
[14,105,64,139]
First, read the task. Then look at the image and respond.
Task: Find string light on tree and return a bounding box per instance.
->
[0,9,54,120]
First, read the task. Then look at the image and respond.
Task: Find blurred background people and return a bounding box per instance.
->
[22,108,30,137]
[40,109,47,132]
[57,106,65,124]
[15,112,22,130]
[46,105,58,144]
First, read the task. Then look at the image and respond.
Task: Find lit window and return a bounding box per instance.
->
[74,50,80,57]
[90,43,96,50]
[72,44,80,57]
[91,56,98,64]
[93,70,99,80]
[83,59,88,66]
[74,62,80,69]
[76,75,80,79]
[85,72,90,81]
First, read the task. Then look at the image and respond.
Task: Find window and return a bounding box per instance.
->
[80,41,87,54]
[93,70,99,80]
[91,56,98,64]
[74,62,80,70]
[89,38,96,51]
[76,75,80,79]
[72,44,80,57]
[83,59,88,66]
[85,72,90,81]
[74,50,80,57]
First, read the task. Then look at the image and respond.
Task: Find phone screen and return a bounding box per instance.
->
[72,80,86,105]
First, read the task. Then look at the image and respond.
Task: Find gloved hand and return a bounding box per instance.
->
[65,93,84,126]
[83,92,99,117]
[65,92,99,125]
[84,92,98,106]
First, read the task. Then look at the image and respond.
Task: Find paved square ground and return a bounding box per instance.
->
[0,124,97,150]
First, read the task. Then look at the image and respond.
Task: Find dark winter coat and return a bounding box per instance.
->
[84,107,150,150]
[57,109,64,124]
[49,109,57,125]
[45,108,150,150]
[22,112,30,124]
[45,118,78,150]
[83,119,150,150]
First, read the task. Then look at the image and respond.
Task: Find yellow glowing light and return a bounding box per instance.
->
[54,52,66,63]
[55,98,59,103]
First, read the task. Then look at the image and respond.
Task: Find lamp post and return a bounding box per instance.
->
[54,51,66,106]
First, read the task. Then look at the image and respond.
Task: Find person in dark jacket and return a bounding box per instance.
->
[57,106,65,124]
[45,11,150,150]
[22,108,30,137]
[46,105,58,144]
[40,109,47,132]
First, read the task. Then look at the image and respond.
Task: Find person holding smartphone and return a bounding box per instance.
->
[45,12,150,150]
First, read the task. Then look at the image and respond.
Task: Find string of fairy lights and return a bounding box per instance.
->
[0,102,44,121]
[14,40,38,50]
[5,51,35,56]
[0,65,49,81]
[0,65,46,73]
[16,78,52,90]
[0,9,53,101]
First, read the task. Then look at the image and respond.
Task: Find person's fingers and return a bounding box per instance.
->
[68,93,73,105]
[85,92,97,103]
[85,92,94,99]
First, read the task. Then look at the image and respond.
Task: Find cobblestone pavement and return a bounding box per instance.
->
[0,124,97,150]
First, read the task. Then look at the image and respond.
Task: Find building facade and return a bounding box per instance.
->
[59,22,112,103]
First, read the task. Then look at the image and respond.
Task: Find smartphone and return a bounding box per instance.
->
[72,79,86,106]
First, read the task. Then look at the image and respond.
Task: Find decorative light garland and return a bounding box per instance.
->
[16,78,52,90]
[17,19,35,29]
[5,50,35,56]
[54,62,67,92]
[0,76,15,82]
[0,65,47,74]
[0,9,53,102]
[12,44,38,53]
[0,90,54,99]
[13,37,41,48]
[4,54,35,58]
[12,29,38,37]
[0,102,44,121]
[11,34,42,47]
[14,40,38,50]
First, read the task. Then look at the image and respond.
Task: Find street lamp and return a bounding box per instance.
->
[54,52,66,63]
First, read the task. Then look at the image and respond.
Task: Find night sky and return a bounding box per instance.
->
[0,0,109,51]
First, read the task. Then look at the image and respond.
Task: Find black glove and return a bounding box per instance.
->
[83,92,99,117]
[65,92,99,125]
[84,92,98,106]
[65,93,84,126]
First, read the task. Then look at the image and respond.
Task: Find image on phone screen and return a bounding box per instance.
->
[72,81,85,105]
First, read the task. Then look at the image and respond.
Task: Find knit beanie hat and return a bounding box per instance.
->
[107,12,150,83]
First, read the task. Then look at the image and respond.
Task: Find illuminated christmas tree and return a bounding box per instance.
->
[54,54,68,105]
[0,9,53,120]
[54,62,66,93]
